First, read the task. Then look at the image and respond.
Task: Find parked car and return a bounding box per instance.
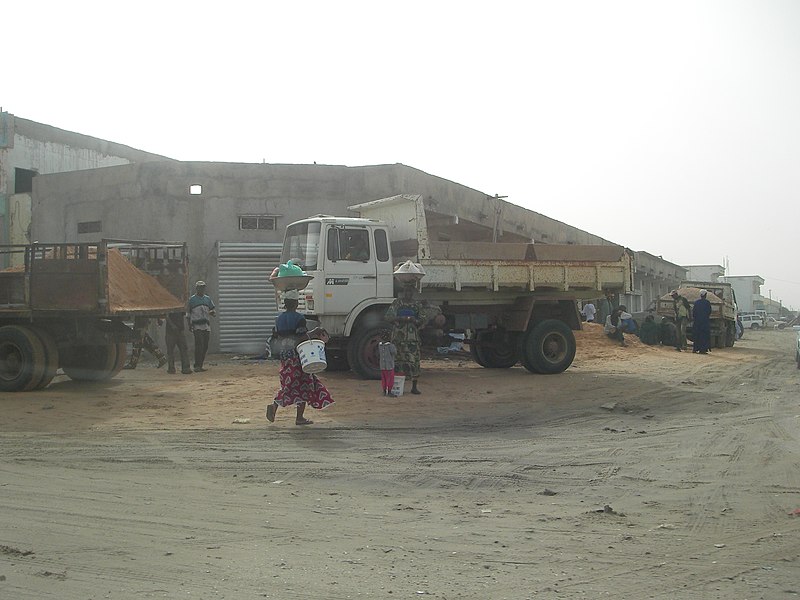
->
[739,314,765,329]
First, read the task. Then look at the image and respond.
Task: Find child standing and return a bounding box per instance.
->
[378,340,397,396]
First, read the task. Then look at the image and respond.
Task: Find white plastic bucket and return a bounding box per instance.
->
[297,340,327,374]
[391,375,405,397]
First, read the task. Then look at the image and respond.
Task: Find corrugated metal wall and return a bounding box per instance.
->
[217,242,282,354]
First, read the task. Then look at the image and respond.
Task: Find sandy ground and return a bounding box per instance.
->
[1,325,799,599]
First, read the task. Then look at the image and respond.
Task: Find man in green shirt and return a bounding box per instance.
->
[671,290,692,352]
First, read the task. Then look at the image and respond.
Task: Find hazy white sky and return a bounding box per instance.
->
[6,1,800,307]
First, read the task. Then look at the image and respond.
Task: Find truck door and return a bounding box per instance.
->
[321,225,378,315]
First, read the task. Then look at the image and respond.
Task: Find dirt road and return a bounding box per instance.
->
[1,326,799,599]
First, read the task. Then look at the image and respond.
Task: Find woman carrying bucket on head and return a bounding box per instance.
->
[267,289,333,425]
[385,261,442,395]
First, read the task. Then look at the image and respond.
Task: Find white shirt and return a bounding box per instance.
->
[582,303,596,321]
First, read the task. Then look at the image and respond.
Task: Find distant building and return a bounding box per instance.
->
[683,264,725,282]
[721,275,765,313]
[622,251,686,314]
[0,111,171,263]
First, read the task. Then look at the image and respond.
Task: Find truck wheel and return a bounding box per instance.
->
[347,323,391,380]
[61,344,119,381]
[469,337,488,368]
[714,334,725,349]
[110,342,128,377]
[520,319,576,375]
[725,323,736,347]
[0,325,48,392]
[28,328,60,390]
[473,330,519,368]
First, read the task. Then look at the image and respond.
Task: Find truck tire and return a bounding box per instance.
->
[520,319,576,375]
[28,327,60,390]
[711,333,725,348]
[347,323,391,380]
[469,337,488,368]
[473,329,519,368]
[0,325,48,392]
[725,323,736,347]
[61,344,119,381]
[110,342,128,377]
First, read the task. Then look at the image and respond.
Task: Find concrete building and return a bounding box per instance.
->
[683,264,725,282]
[623,252,687,313]
[721,275,765,314]
[0,111,170,263]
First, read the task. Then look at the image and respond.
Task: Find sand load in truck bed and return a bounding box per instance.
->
[107,248,184,312]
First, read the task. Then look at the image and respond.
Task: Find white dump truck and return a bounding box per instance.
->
[278,194,633,379]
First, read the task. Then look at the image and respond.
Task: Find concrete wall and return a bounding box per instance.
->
[721,275,765,313]
[0,111,172,249]
[624,251,687,313]
[684,265,725,282]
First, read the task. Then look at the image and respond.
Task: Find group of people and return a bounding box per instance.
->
[266,272,442,426]
[583,288,715,354]
[124,280,217,374]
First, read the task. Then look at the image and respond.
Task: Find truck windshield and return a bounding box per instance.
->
[281,222,321,271]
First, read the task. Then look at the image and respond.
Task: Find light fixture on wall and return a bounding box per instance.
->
[189,184,202,195]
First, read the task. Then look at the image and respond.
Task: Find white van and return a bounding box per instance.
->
[739,313,765,329]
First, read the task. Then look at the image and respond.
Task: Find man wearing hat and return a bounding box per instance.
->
[692,289,713,354]
[670,289,691,352]
[188,280,216,371]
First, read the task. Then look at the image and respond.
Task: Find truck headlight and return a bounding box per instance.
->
[305,296,314,311]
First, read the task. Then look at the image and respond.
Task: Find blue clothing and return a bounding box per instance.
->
[273,311,307,360]
[275,311,306,335]
[692,297,713,353]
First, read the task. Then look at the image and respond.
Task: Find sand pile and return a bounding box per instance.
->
[574,321,661,360]
[107,248,184,312]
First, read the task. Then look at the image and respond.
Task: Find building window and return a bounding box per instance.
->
[77,221,102,234]
[15,168,37,194]
[189,184,202,195]
[239,215,277,230]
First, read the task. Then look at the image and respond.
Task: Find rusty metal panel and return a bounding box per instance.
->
[526,245,626,262]
[0,272,26,307]
[429,241,529,261]
[30,258,100,311]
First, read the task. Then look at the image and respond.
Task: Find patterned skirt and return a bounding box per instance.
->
[273,355,334,410]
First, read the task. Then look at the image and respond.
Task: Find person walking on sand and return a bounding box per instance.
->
[692,289,713,354]
[165,311,192,374]
[123,316,167,369]
[378,338,397,396]
[604,307,627,346]
[266,289,333,426]
[671,289,691,352]
[188,281,216,371]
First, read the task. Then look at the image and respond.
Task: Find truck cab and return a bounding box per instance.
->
[280,216,395,329]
